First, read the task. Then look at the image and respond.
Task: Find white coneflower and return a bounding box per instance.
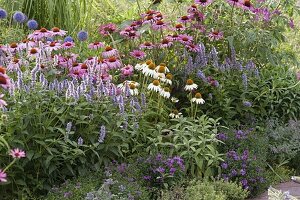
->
[171,97,179,103]
[184,79,198,91]
[117,80,139,95]
[155,63,170,74]
[142,62,157,78]
[191,92,205,104]
[169,109,182,118]
[160,87,171,98]
[135,60,152,71]
[164,73,173,85]
[147,79,161,92]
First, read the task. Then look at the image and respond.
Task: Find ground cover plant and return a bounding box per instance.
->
[0,0,300,199]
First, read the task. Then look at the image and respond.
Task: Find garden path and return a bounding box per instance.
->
[251,181,300,200]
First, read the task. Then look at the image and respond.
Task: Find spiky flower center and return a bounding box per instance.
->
[200,0,208,3]
[244,0,251,7]
[0,76,7,84]
[0,67,6,74]
[148,63,156,70]
[195,92,202,98]
[105,46,113,51]
[94,42,100,45]
[146,60,152,65]
[164,87,170,92]
[30,48,38,54]
[81,63,88,69]
[108,57,117,62]
[175,24,183,29]
[72,62,79,67]
[144,42,152,46]
[146,16,153,21]
[162,39,170,44]
[49,42,56,47]
[129,83,136,89]
[22,39,29,43]
[172,109,179,115]
[156,20,164,25]
[182,37,189,41]
[153,80,160,86]
[13,58,19,63]
[166,73,173,80]
[186,79,194,85]
[158,66,166,73]
[52,27,60,32]
[181,16,189,20]
[40,28,47,33]
[10,43,17,48]
[65,42,72,46]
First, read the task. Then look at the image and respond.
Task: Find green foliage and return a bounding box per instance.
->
[184,179,249,200]
[43,171,103,200]
[144,116,223,177]
[0,84,133,198]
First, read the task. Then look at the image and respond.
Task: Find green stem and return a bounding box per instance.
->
[3,159,17,172]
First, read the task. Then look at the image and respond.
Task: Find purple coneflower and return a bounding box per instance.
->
[178,15,191,24]
[88,42,104,50]
[120,65,134,76]
[152,20,168,30]
[50,27,67,37]
[99,23,117,36]
[0,94,7,108]
[239,0,255,12]
[173,23,186,31]
[9,148,26,158]
[140,41,155,49]
[130,50,146,60]
[208,29,224,41]
[62,42,75,49]
[45,41,61,51]
[186,43,200,52]
[0,169,7,182]
[105,57,122,69]
[102,46,119,58]
[159,38,173,48]
[179,34,193,45]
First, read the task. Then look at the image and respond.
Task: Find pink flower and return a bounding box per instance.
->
[140,42,155,49]
[0,169,7,182]
[0,94,7,108]
[104,57,122,69]
[99,23,117,36]
[62,42,75,49]
[238,0,255,12]
[159,38,173,48]
[289,18,295,29]
[152,20,168,30]
[121,65,134,76]
[208,30,224,41]
[0,73,11,90]
[178,34,193,45]
[226,0,241,7]
[130,50,146,60]
[178,15,191,24]
[9,148,26,159]
[173,24,186,31]
[28,28,52,41]
[50,27,67,37]
[195,0,214,7]
[102,46,119,58]
[186,44,200,52]
[45,41,62,51]
[88,42,104,50]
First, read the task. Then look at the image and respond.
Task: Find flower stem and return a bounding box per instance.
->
[3,159,17,172]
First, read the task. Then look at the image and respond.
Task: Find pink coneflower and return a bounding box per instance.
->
[7,58,22,72]
[178,34,193,45]
[140,42,155,49]
[120,65,134,76]
[45,41,62,51]
[143,15,155,25]
[166,34,180,41]
[100,72,112,82]
[178,15,191,23]
[189,10,205,21]
[9,148,26,159]
[105,57,122,69]
[7,42,21,53]
[102,46,119,58]
[208,30,224,41]
[186,43,200,52]
[239,0,255,12]
[27,48,40,59]
[154,12,164,21]
[28,28,52,40]
[130,50,146,60]
[173,24,186,31]
[99,23,117,36]
[19,39,36,49]
[88,42,104,50]
[50,27,67,37]
[195,0,214,7]
[127,30,140,39]
[187,4,198,13]
[0,169,7,182]
[62,42,75,49]
[0,94,7,108]
[226,0,241,7]
[159,38,173,48]
[68,68,86,79]
[152,20,168,30]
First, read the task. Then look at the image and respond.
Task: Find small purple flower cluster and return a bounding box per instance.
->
[219,128,267,193]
